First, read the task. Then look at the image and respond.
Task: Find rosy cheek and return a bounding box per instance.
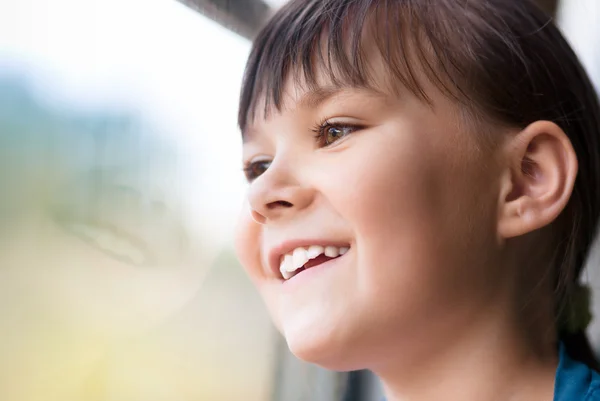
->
[234,206,265,282]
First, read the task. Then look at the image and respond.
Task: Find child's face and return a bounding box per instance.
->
[236,70,508,369]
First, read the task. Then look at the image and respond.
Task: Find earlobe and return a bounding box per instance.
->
[497,121,578,240]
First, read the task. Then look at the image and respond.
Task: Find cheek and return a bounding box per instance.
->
[234,205,265,283]
[324,127,498,308]
[325,128,444,241]
[350,153,448,291]
[234,209,285,331]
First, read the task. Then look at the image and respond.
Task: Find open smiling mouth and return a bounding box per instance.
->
[279,245,350,280]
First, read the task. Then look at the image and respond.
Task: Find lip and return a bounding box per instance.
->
[267,239,352,279]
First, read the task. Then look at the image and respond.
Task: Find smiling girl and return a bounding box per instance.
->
[234,1,600,400]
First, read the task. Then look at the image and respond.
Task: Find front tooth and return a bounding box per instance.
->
[280,254,294,278]
[279,257,286,276]
[307,245,324,259]
[281,270,294,280]
[339,247,349,255]
[284,254,295,272]
[293,248,309,269]
[324,246,340,257]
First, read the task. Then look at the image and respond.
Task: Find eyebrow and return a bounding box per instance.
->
[242,86,387,142]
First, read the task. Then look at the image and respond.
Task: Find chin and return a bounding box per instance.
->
[283,322,363,372]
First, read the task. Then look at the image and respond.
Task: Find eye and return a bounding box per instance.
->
[312,121,361,147]
[243,159,271,182]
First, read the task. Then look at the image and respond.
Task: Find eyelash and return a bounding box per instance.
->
[243,160,270,183]
[243,120,363,182]
[311,119,362,147]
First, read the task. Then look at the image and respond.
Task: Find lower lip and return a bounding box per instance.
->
[281,252,348,289]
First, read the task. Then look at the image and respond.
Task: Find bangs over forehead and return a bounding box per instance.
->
[238,0,491,132]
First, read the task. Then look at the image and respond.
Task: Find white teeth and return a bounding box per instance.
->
[293,247,309,269]
[307,245,324,259]
[281,269,294,280]
[278,244,350,279]
[324,246,340,258]
[278,255,295,279]
[283,254,294,272]
[279,253,295,279]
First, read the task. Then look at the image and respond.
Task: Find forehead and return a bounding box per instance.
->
[241,38,416,142]
[239,4,476,141]
[241,82,390,142]
[239,7,419,132]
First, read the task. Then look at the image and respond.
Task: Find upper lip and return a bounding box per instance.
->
[267,239,351,279]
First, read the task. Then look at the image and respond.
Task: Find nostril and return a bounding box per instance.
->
[267,200,293,209]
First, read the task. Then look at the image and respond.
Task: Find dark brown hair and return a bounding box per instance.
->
[238,0,600,368]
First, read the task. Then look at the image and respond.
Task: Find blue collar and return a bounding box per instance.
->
[554,342,600,400]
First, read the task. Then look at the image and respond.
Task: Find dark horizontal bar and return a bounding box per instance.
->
[178,0,558,41]
[176,0,271,40]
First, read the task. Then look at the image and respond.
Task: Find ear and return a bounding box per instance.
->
[497,121,578,239]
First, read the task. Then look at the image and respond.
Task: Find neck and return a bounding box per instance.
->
[375,311,558,401]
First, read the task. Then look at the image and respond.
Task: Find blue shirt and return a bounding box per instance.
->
[554,343,600,400]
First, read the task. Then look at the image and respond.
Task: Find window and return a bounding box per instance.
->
[0,1,281,400]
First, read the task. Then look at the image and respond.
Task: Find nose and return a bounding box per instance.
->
[247,160,313,224]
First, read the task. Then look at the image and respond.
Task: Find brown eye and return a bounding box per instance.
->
[244,160,271,182]
[315,123,360,146]
[325,126,346,144]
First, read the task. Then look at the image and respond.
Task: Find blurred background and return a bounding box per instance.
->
[0,0,598,400]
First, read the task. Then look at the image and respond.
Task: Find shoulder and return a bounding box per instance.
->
[582,369,600,400]
[554,343,600,401]
[585,370,600,400]
[583,371,600,401]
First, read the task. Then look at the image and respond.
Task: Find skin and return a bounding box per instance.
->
[235,50,578,400]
